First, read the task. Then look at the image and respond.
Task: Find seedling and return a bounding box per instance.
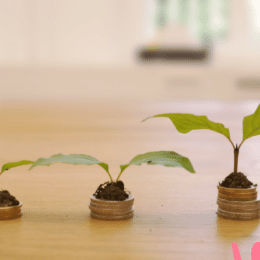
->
[142,104,260,187]
[28,150,195,180]
[0,160,33,207]
[1,151,195,200]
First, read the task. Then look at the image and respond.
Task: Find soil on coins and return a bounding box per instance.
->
[0,190,20,207]
[219,172,257,188]
[93,180,129,201]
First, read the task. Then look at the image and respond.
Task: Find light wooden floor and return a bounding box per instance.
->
[0,98,260,260]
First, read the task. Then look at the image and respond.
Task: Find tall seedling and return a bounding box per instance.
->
[143,104,260,175]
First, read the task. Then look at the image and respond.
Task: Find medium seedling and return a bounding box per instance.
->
[143,104,260,187]
[1,151,195,200]
[0,160,33,207]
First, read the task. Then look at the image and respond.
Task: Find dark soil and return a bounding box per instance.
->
[219,172,257,189]
[0,190,20,207]
[93,180,129,201]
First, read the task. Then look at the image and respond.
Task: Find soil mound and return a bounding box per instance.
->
[0,190,20,207]
[219,172,257,188]
[93,181,129,201]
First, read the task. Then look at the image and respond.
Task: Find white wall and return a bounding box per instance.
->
[1,0,260,101]
[0,0,146,67]
[0,0,260,69]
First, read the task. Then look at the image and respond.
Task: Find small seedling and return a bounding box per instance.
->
[0,160,33,207]
[1,151,195,201]
[27,150,195,181]
[142,104,260,187]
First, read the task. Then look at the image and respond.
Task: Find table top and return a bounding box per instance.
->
[0,98,260,260]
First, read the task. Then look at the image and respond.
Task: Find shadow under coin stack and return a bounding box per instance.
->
[217,185,260,220]
[89,194,134,220]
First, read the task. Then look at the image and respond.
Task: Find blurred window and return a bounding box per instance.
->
[145,0,230,44]
[249,0,260,42]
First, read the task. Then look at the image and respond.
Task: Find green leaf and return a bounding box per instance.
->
[143,113,230,140]
[117,151,195,181]
[119,164,129,175]
[30,153,110,176]
[1,160,34,175]
[243,104,260,141]
[97,162,110,175]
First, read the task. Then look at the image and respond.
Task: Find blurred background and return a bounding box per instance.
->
[1,0,260,100]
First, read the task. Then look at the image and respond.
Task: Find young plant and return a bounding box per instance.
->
[28,151,195,182]
[1,151,195,201]
[28,151,195,200]
[0,160,34,207]
[142,104,260,184]
[2,151,195,201]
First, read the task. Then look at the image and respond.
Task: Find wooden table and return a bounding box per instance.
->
[0,98,260,260]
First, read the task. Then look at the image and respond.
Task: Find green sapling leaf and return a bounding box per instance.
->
[117,151,195,181]
[30,153,112,181]
[143,113,230,140]
[97,162,110,175]
[1,160,34,175]
[243,104,260,141]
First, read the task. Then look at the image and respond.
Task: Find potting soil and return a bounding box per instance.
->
[219,172,257,188]
[0,190,20,207]
[93,180,129,201]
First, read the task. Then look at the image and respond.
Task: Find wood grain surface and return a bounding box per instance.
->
[0,98,260,260]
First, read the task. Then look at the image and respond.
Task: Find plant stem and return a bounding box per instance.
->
[234,144,239,174]
[116,174,121,182]
[238,139,245,149]
[228,137,235,149]
[108,172,114,182]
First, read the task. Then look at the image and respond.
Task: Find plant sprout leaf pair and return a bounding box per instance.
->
[143,104,260,148]
[3,151,194,182]
[1,160,34,175]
